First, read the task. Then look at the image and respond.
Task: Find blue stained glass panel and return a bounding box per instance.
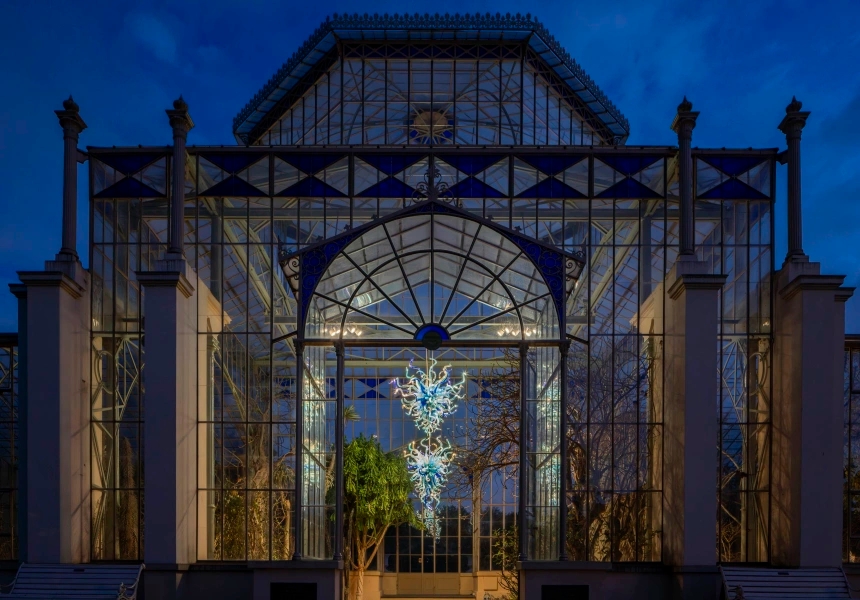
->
[447,177,506,199]
[94,177,163,198]
[698,178,769,200]
[358,154,426,176]
[199,153,263,174]
[516,177,585,199]
[199,175,267,197]
[597,155,663,176]
[278,153,346,175]
[277,177,347,198]
[699,156,767,177]
[97,153,164,176]
[436,155,506,176]
[517,155,586,176]
[596,177,662,199]
[358,177,416,198]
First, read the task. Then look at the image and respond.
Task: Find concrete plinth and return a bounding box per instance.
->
[772,258,854,567]
[251,561,342,600]
[15,258,90,563]
[519,562,675,600]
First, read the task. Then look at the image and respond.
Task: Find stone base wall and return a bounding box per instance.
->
[132,563,731,600]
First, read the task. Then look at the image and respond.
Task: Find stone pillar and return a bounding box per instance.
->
[165,96,194,258]
[771,98,855,566]
[663,98,724,589]
[10,97,92,564]
[137,260,197,584]
[54,96,87,260]
[14,270,91,564]
[777,97,810,262]
[137,98,198,598]
[663,261,725,597]
[670,97,699,258]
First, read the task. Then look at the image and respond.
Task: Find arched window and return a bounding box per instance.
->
[291,204,581,343]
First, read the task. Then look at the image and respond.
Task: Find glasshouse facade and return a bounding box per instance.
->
[5,13,857,600]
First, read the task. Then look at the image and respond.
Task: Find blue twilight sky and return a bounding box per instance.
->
[0,0,858,332]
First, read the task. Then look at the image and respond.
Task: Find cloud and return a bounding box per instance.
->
[125,13,177,64]
[817,91,860,148]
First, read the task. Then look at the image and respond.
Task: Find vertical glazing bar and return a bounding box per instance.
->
[334,342,345,561]
[558,340,570,560]
[518,341,529,561]
[294,339,305,560]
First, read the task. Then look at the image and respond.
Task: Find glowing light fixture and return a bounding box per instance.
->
[392,358,465,537]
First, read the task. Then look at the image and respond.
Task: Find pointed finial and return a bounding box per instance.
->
[786,96,802,113]
[62,95,79,112]
[678,96,693,113]
[173,95,188,111]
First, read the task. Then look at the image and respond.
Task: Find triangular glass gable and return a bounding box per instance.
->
[353,158,382,194]
[321,156,351,196]
[200,175,268,197]
[698,178,769,200]
[273,157,304,195]
[132,157,167,195]
[246,157,270,195]
[696,159,727,197]
[597,177,662,199]
[699,155,766,177]
[517,155,586,177]
[436,154,506,176]
[394,157,430,189]
[512,158,548,196]
[516,177,585,199]
[358,154,425,176]
[200,153,262,174]
[279,153,346,176]
[593,159,622,196]
[597,155,662,176]
[97,153,165,176]
[199,157,228,188]
[447,177,506,199]
[553,160,590,196]
[358,177,415,198]
[93,159,123,195]
[94,177,164,199]
[277,176,347,198]
[474,159,509,195]
[634,157,664,195]
[738,160,771,196]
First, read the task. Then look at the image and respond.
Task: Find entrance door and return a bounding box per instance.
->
[345,347,485,596]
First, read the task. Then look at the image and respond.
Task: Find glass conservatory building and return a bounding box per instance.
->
[6,13,855,600]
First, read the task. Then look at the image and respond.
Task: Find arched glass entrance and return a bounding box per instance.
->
[283,199,580,594]
[304,211,560,342]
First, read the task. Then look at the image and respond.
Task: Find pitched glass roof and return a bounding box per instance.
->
[233,13,629,145]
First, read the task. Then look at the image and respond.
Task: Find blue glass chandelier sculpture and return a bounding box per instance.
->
[392,358,465,537]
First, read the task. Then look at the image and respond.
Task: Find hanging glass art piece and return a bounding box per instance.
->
[392,358,465,537]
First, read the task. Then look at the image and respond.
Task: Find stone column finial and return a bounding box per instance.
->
[54,96,87,260]
[778,96,810,262]
[671,97,700,258]
[165,96,194,257]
